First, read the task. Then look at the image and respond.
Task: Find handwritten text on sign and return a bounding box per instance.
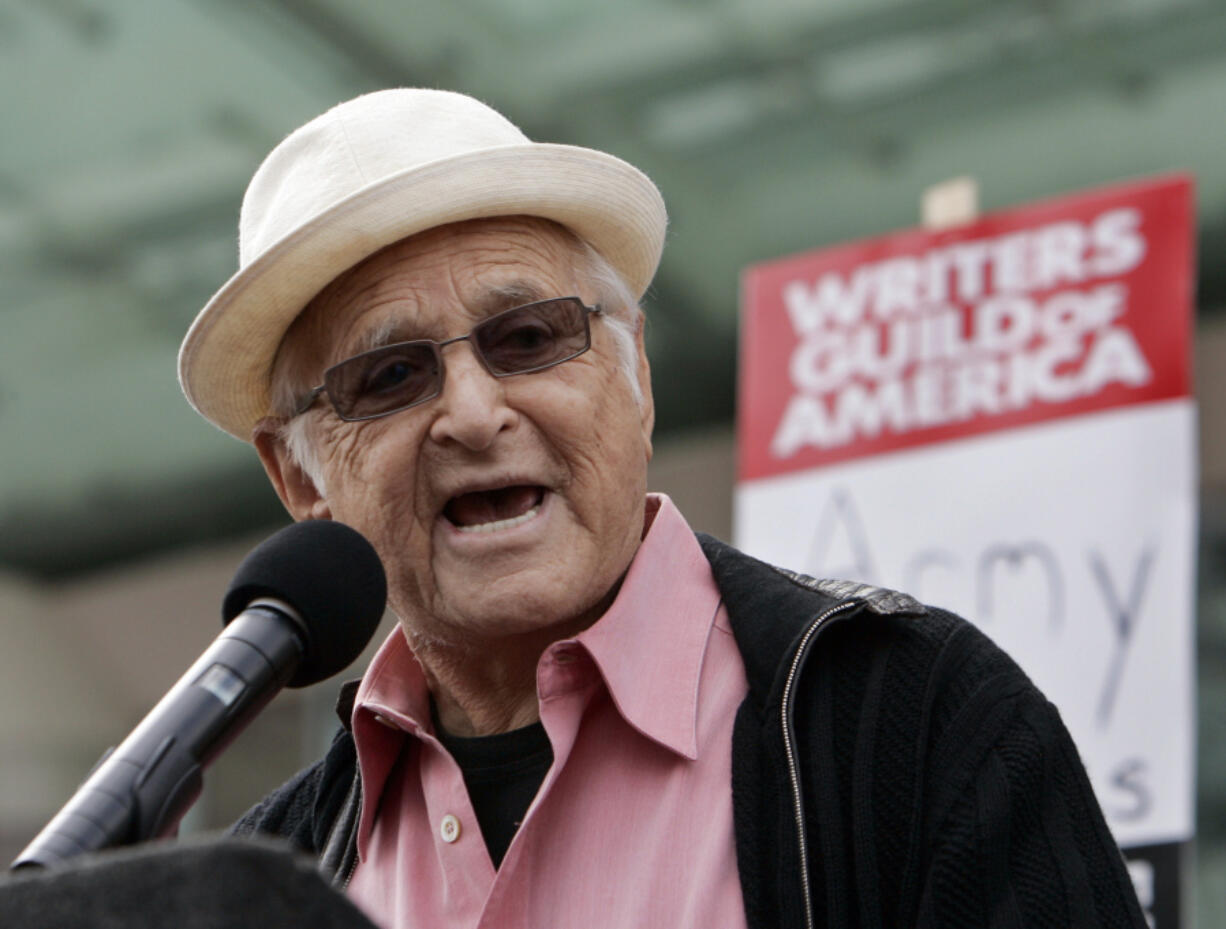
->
[735,402,1197,848]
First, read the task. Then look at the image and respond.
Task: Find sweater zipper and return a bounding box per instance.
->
[321,769,361,890]
[338,792,361,890]
[340,848,358,890]
[780,599,860,929]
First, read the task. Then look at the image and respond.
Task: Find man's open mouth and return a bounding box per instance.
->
[443,485,547,533]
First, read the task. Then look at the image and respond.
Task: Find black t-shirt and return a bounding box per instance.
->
[435,717,554,869]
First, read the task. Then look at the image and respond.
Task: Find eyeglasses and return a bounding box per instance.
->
[294,296,602,421]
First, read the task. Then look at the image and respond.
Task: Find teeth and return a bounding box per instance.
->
[454,503,542,534]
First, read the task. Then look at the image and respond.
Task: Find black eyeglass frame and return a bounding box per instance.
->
[293,296,604,422]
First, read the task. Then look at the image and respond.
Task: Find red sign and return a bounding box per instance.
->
[739,175,1195,481]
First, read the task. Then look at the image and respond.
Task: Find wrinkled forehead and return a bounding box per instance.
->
[274,216,586,377]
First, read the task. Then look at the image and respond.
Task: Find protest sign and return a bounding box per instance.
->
[737,175,1196,926]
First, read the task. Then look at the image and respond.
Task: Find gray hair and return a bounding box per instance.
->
[266,233,645,496]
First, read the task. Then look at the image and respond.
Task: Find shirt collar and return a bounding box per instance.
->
[568,494,720,760]
[348,623,437,862]
[351,623,432,734]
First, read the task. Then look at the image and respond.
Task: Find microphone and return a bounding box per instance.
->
[11,520,387,870]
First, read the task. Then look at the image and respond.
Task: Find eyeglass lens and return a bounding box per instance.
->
[323,297,593,421]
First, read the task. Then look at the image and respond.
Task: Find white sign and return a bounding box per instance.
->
[737,399,1196,846]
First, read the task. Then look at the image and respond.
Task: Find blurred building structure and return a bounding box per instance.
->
[1,0,1224,919]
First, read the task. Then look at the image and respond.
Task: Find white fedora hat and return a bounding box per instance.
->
[178,88,667,441]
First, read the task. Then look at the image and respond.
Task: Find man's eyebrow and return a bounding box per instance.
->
[479,281,550,313]
[346,318,405,357]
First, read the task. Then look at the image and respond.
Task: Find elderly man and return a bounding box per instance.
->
[179,90,1145,928]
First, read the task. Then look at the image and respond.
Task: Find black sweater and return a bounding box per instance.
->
[234,535,1146,929]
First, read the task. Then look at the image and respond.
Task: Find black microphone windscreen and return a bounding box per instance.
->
[222,520,387,687]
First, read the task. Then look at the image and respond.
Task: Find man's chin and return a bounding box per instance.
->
[423,570,613,644]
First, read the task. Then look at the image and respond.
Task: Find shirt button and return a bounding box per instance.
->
[440,814,462,843]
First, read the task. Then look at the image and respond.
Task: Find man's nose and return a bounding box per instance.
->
[426,341,517,450]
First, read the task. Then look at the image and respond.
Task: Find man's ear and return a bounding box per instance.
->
[634,319,655,462]
[253,421,332,521]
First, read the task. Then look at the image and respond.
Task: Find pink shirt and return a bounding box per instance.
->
[346,494,749,929]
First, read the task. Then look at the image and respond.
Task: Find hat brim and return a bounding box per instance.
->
[178,142,666,441]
